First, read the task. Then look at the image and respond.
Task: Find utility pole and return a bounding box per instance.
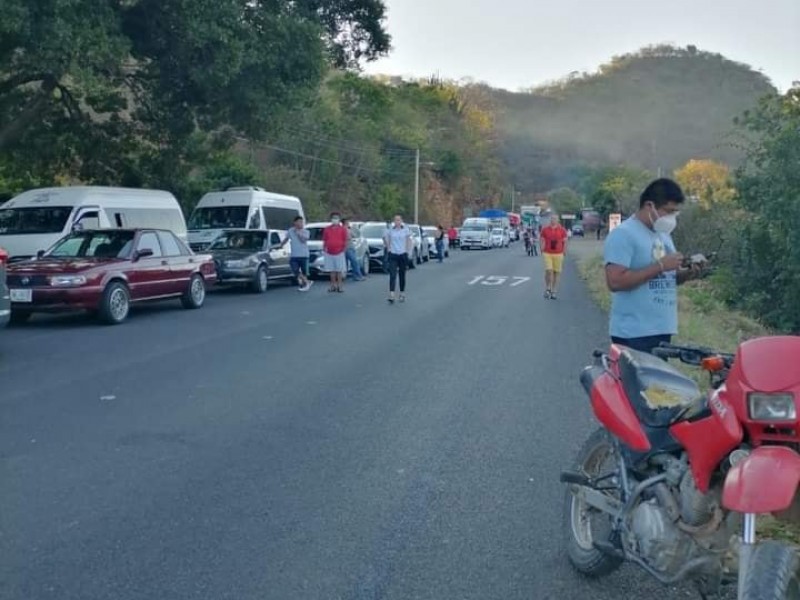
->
[511,185,515,212]
[414,148,420,224]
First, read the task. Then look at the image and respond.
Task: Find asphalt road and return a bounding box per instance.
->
[1,242,702,600]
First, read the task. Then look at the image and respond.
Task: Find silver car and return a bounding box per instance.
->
[306,222,370,278]
[423,226,448,259]
[359,221,389,272]
[408,225,429,267]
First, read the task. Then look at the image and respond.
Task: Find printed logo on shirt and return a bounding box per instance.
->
[651,239,666,262]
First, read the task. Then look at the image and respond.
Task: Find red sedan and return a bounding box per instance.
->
[6,229,217,325]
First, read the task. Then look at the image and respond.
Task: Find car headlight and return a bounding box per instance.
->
[48,275,87,287]
[225,259,251,268]
[748,393,796,421]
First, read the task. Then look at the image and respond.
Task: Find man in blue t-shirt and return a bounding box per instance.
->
[603,178,700,354]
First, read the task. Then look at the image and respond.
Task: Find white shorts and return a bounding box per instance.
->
[324,252,346,273]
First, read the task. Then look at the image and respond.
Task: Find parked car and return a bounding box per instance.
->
[423,226,449,259]
[0,247,9,329]
[491,228,510,248]
[359,221,389,272]
[305,222,370,278]
[460,218,492,250]
[209,229,293,293]
[571,223,585,237]
[408,225,429,266]
[6,229,216,325]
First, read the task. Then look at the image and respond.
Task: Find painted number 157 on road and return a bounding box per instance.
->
[467,276,530,287]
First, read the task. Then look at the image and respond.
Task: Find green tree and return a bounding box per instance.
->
[728,86,800,332]
[0,0,389,193]
[548,187,583,215]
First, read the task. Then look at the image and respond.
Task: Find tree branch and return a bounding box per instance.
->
[0,73,53,96]
[0,75,58,151]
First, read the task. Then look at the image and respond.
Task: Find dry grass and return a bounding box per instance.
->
[576,252,799,544]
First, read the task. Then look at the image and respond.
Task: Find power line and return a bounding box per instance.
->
[271,123,418,159]
[236,137,414,177]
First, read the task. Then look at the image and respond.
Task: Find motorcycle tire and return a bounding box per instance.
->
[741,541,800,599]
[563,427,624,578]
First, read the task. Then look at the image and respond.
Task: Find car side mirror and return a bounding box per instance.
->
[134,248,154,261]
[36,249,45,259]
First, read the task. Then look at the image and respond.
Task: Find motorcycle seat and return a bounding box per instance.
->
[617,347,708,428]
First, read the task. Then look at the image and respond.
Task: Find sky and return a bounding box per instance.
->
[363,0,800,93]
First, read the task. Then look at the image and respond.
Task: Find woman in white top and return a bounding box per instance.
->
[383,214,414,303]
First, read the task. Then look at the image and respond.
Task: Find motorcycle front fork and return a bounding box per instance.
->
[737,513,756,600]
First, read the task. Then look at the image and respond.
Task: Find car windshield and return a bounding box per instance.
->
[423,228,437,236]
[210,231,266,251]
[306,227,327,241]
[492,229,503,234]
[47,231,135,259]
[462,225,486,232]
[0,206,73,235]
[188,206,249,229]
[360,225,386,239]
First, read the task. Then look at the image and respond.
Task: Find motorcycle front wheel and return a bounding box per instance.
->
[741,541,800,599]
[563,427,624,578]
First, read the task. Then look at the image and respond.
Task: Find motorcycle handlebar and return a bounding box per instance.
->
[655,342,735,368]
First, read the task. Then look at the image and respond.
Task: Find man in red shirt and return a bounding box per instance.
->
[540,213,568,299]
[323,212,348,293]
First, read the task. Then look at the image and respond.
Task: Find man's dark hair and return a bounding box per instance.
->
[293,216,303,223]
[330,211,340,218]
[639,178,686,208]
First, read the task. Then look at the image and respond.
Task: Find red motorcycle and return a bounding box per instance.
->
[562,336,800,599]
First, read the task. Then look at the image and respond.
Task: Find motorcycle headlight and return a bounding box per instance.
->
[748,393,796,422]
[48,275,87,287]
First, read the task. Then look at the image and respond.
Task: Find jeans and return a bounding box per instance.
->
[387,252,408,293]
[611,335,672,355]
[345,247,363,279]
[435,239,445,262]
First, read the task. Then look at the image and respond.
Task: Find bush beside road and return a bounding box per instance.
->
[570,239,799,544]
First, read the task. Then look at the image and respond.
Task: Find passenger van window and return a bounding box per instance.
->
[248,209,262,229]
[75,211,100,230]
[157,231,183,256]
[137,232,162,257]
[270,232,281,247]
[264,207,299,230]
[114,213,124,227]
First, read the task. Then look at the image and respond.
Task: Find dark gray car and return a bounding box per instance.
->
[0,247,9,328]
[209,229,293,293]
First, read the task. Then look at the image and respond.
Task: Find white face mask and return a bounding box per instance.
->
[650,207,678,235]
[331,217,341,225]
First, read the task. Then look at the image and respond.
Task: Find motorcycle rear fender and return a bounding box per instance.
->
[722,446,800,513]
[583,365,651,452]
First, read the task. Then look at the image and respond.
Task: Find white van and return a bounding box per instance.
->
[0,186,186,260]
[187,187,305,251]
[460,217,492,250]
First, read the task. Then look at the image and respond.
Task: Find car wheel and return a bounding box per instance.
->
[181,274,206,309]
[252,265,269,294]
[99,281,130,325]
[9,310,32,325]
[362,253,370,275]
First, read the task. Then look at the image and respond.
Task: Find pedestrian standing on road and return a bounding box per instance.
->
[540,214,569,299]
[281,216,312,292]
[383,214,413,304]
[323,212,348,293]
[342,218,365,281]
[435,224,446,263]
[448,226,458,249]
[604,178,703,354]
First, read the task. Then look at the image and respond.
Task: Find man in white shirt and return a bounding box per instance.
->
[383,214,413,304]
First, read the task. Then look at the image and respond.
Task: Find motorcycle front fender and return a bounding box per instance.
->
[722,446,800,513]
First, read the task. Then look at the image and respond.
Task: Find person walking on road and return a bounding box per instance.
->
[323,212,348,293]
[435,224,446,263]
[540,214,568,299]
[383,214,413,303]
[342,218,365,281]
[604,178,702,354]
[281,216,312,291]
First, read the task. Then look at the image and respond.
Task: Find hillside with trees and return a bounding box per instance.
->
[491,45,776,194]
